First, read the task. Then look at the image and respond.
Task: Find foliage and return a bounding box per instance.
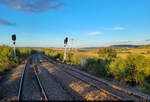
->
[98,47,117,59]
[85,58,107,77]
[142,82,150,94]
[0,46,15,71]
[55,53,63,61]
[42,48,64,61]
[0,46,35,72]
[109,55,150,86]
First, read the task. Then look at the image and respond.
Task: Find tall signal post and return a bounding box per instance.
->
[64,37,68,62]
[12,34,16,61]
[70,38,74,50]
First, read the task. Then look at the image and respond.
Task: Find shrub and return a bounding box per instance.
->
[98,47,117,59]
[66,52,74,64]
[69,52,85,66]
[86,58,107,77]
[55,53,63,61]
[0,46,15,71]
[142,82,150,94]
[109,55,150,86]
[0,46,35,72]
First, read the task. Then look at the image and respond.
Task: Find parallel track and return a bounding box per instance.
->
[42,54,150,101]
[62,64,149,102]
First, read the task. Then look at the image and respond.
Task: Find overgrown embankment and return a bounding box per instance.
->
[41,48,150,94]
[0,46,36,73]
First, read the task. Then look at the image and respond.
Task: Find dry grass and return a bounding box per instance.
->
[117,48,150,59]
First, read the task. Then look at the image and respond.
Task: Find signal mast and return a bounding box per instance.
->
[12,34,16,61]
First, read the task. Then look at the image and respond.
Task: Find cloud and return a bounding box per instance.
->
[119,40,132,43]
[112,26,125,31]
[0,19,16,26]
[0,0,65,13]
[145,39,150,41]
[88,32,101,35]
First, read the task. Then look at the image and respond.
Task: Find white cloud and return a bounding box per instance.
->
[112,27,125,31]
[88,32,101,35]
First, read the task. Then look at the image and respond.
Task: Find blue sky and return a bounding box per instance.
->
[0,0,150,47]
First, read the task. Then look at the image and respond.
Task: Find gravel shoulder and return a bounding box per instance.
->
[0,63,26,101]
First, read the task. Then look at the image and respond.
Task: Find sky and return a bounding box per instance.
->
[0,0,150,48]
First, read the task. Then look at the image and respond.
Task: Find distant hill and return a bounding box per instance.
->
[81,45,140,49]
[110,45,140,48]
[81,47,102,49]
[139,44,150,49]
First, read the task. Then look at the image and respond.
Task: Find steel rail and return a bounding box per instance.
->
[34,65,48,101]
[17,59,29,101]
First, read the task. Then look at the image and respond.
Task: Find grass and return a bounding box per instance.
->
[117,48,150,59]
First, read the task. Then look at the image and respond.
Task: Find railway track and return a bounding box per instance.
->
[61,65,150,101]
[17,55,48,101]
[42,54,150,101]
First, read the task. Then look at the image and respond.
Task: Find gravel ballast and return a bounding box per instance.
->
[40,62,116,101]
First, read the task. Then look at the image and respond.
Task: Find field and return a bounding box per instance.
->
[117,48,150,59]
[41,46,150,94]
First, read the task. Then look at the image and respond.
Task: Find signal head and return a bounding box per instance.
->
[12,34,16,41]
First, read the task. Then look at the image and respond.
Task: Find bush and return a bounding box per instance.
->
[0,46,15,71]
[42,48,65,62]
[98,47,117,59]
[109,55,150,86]
[55,53,63,61]
[86,58,107,77]
[0,46,36,72]
[66,52,74,64]
[68,52,85,66]
[142,82,150,94]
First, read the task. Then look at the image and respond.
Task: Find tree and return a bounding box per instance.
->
[98,47,117,59]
